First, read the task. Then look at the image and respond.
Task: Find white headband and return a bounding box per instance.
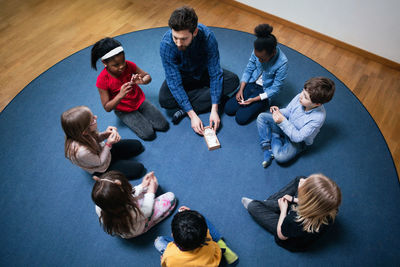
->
[101,46,124,60]
[100,178,121,185]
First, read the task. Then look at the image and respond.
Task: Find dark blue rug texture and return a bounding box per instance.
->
[0,27,399,266]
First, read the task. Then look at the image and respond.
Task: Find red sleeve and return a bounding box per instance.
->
[96,69,109,90]
[126,60,137,73]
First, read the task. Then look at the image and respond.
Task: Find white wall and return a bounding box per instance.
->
[235,0,400,63]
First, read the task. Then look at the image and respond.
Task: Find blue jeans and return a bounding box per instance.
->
[256,112,306,163]
[224,83,268,125]
[154,217,222,254]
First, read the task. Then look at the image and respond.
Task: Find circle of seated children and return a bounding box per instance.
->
[60,6,343,267]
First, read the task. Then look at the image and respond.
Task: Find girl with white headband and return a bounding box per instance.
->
[92,170,176,238]
[91,37,169,140]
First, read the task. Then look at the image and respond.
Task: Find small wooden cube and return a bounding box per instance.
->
[203,126,221,150]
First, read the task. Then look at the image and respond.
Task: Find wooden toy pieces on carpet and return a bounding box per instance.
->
[203,126,221,150]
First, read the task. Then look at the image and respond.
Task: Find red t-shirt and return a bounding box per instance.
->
[96,60,145,112]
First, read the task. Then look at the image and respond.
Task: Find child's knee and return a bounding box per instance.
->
[274,153,294,164]
[235,114,249,125]
[160,120,170,131]
[128,162,144,179]
[224,99,238,115]
[257,112,270,124]
[139,128,156,141]
[128,139,144,152]
[163,192,176,202]
[224,106,235,116]
[154,118,169,132]
[257,113,264,122]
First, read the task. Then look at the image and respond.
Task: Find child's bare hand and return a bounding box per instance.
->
[143,171,155,180]
[270,106,279,113]
[102,126,116,138]
[152,175,158,185]
[235,89,244,102]
[178,206,190,212]
[131,74,145,84]
[142,171,154,187]
[114,131,121,143]
[282,195,294,202]
[272,109,285,124]
[106,126,117,134]
[239,97,255,106]
[148,177,158,193]
[107,132,119,145]
[278,197,288,211]
[119,82,133,97]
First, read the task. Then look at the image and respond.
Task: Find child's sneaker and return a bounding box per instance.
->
[241,197,253,210]
[154,236,169,254]
[262,149,274,168]
[217,239,239,265]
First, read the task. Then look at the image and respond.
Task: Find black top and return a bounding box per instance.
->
[275,210,332,252]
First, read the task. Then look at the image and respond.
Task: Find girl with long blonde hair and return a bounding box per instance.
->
[242,174,341,251]
[61,105,144,179]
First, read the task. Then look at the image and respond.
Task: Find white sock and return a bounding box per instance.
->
[241,197,253,209]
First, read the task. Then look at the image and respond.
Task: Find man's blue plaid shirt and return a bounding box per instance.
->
[160,24,223,112]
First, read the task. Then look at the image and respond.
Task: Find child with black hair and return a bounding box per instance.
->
[154,206,238,266]
[91,37,169,141]
[225,24,288,125]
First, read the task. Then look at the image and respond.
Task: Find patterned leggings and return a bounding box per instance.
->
[138,192,176,233]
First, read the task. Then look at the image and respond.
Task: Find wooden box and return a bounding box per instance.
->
[203,126,221,150]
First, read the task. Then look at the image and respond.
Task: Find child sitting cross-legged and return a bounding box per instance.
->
[242,174,342,252]
[92,171,176,238]
[154,206,239,266]
[91,37,169,141]
[257,77,335,167]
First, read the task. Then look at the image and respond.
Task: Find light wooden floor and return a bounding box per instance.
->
[1,0,399,176]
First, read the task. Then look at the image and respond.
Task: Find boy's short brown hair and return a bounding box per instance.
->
[304,77,335,104]
[168,6,198,33]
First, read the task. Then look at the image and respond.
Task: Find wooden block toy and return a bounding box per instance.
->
[203,126,221,150]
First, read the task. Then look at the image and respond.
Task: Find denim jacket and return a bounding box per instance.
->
[241,47,288,102]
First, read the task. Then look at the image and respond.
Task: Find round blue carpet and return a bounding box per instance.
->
[0,27,399,266]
